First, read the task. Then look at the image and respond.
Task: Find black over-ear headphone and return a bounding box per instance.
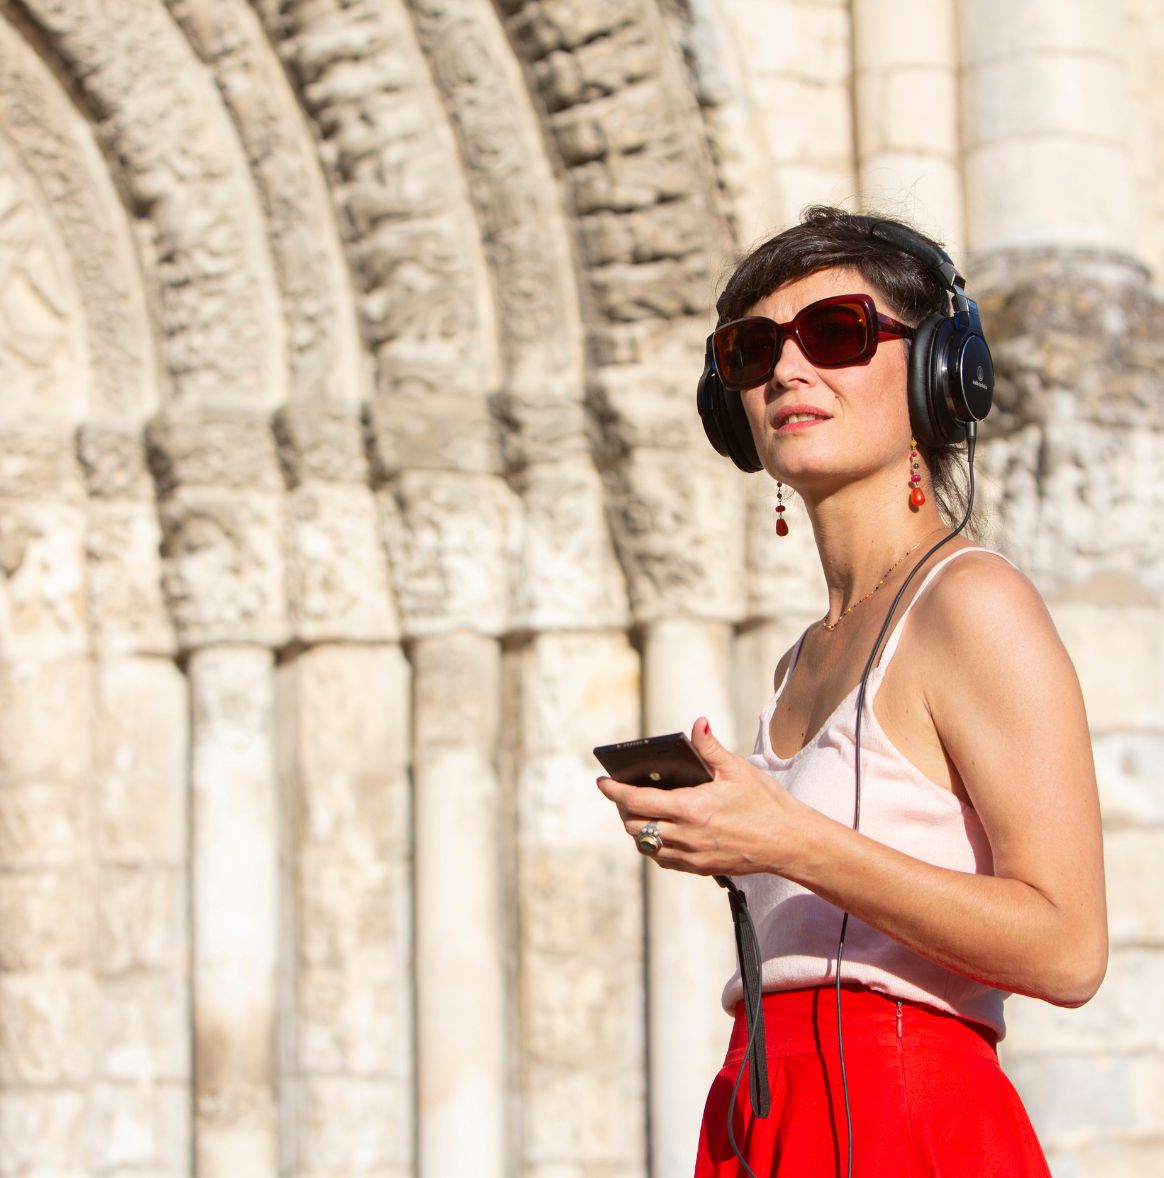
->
[696,217,994,471]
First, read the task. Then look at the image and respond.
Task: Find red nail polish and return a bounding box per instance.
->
[703,721,710,734]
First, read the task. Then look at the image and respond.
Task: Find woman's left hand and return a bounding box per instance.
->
[596,718,806,876]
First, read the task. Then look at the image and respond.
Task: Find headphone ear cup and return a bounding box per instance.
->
[697,342,763,473]
[697,349,732,459]
[908,313,965,447]
[949,328,994,426]
[718,379,762,473]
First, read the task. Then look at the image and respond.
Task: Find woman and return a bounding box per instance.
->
[596,207,1107,1177]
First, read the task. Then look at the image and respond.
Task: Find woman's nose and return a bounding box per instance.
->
[770,333,813,389]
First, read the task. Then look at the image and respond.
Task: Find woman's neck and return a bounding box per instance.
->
[803,476,949,616]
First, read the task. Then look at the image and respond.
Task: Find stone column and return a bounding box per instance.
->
[639,616,738,1178]
[1123,0,1164,282]
[971,259,1164,1172]
[187,644,279,1175]
[81,424,190,1175]
[715,0,856,227]
[958,8,1163,1151]
[0,424,95,1176]
[379,459,515,1178]
[277,643,410,1178]
[273,405,411,1178]
[602,439,748,1178]
[959,0,1137,255]
[410,631,507,1177]
[502,425,643,1176]
[510,628,644,1177]
[149,408,288,1178]
[852,0,964,252]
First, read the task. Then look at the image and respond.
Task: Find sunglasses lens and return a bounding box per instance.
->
[714,319,778,390]
[711,298,882,388]
[797,302,872,366]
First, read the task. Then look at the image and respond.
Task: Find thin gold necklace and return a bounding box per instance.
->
[820,537,929,632]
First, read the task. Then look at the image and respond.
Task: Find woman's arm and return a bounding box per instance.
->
[596,559,1108,1007]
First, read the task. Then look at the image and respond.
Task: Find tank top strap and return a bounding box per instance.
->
[772,623,814,703]
[876,546,1011,670]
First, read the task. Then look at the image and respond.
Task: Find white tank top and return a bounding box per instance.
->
[722,548,1008,1037]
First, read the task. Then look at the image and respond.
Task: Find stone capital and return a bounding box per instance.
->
[285,482,399,644]
[0,425,83,502]
[157,489,287,650]
[272,405,369,488]
[76,424,154,500]
[366,383,502,479]
[378,471,514,638]
[146,408,283,497]
[603,448,746,623]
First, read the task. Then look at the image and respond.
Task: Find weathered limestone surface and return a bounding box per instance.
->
[0,17,155,421]
[852,0,964,254]
[974,252,1164,591]
[164,0,365,408]
[0,646,96,1173]
[80,426,176,658]
[148,408,289,652]
[276,405,399,646]
[976,251,1164,1167]
[93,679,191,1176]
[1124,0,1164,282]
[258,0,499,415]
[189,646,279,1178]
[641,619,740,1178]
[513,631,645,1177]
[0,487,88,662]
[711,0,854,230]
[959,0,1139,257]
[411,633,507,1178]
[12,0,286,409]
[2,2,1164,1176]
[278,644,412,1177]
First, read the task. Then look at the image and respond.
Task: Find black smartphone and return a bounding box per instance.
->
[593,732,712,789]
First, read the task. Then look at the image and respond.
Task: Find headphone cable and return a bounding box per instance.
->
[834,422,978,1178]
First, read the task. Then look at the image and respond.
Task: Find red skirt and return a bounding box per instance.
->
[694,987,1051,1178]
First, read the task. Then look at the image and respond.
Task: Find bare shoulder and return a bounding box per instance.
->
[907,548,1081,714]
[912,549,1062,656]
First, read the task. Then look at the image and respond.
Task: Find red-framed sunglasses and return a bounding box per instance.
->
[710,293,914,390]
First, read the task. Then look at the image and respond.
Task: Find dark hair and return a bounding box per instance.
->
[717,205,970,527]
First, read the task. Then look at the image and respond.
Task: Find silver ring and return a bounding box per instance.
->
[636,820,663,856]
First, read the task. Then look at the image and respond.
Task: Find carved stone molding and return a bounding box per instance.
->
[500,0,728,341]
[0,17,153,421]
[256,0,495,400]
[406,0,583,402]
[163,0,365,407]
[378,470,515,638]
[13,0,285,408]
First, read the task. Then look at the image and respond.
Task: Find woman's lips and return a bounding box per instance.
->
[773,406,830,432]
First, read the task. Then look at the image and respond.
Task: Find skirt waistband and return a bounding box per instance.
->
[725,986,999,1065]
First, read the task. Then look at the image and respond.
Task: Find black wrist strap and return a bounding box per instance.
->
[715,875,770,1117]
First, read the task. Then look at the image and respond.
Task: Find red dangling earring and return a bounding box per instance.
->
[909,438,926,508]
[775,482,789,536]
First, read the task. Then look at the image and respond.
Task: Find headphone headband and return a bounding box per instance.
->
[849,216,963,294]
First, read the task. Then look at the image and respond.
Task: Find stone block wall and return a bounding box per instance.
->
[0,0,1161,1174]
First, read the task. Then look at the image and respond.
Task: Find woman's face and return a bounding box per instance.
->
[738,266,914,501]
